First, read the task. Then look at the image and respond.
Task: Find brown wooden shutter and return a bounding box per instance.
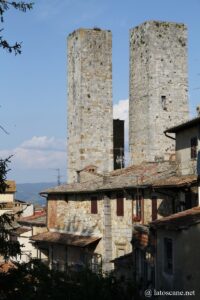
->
[152,196,157,221]
[135,195,142,221]
[91,196,98,214]
[117,195,124,216]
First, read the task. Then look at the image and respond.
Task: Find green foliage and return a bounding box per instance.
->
[0,157,21,260]
[0,260,140,300]
[0,0,33,54]
[0,156,10,193]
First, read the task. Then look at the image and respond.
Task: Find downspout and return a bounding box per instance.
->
[164,131,176,140]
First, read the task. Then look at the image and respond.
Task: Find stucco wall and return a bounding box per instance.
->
[0,193,14,203]
[176,125,199,175]
[156,225,200,299]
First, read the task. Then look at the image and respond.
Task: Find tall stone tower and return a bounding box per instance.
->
[129,21,189,164]
[67,28,113,183]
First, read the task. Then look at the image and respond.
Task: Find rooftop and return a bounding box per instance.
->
[40,161,198,195]
[18,212,46,227]
[31,231,101,247]
[151,206,200,230]
[165,116,200,133]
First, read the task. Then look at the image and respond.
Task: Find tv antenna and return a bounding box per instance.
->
[50,168,62,186]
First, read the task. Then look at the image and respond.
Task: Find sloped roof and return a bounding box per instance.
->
[152,174,197,188]
[151,206,200,230]
[11,227,31,236]
[31,231,101,247]
[18,213,46,227]
[41,161,179,195]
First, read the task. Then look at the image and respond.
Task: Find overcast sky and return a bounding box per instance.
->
[0,0,200,183]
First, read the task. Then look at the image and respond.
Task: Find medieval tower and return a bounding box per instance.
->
[67,28,113,183]
[129,21,189,164]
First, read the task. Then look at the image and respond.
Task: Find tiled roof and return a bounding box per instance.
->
[11,227,31,235]
[18,213,46,227]
[31,231,101,247]
[152,174,197,188]
[151,206,200,230]
[41,161,179,195]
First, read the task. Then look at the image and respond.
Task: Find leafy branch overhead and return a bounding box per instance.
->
[0,0,33,54]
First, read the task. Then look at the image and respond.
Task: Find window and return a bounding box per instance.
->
[135,195,142,221]
[116,194,124,216]
[152,196,157,221]
[164,238,173,274]
[91,196,98,214]
[191,137,197,159]
[161,95,167,110]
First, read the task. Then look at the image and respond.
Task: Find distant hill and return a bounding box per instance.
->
[16,182,58,206]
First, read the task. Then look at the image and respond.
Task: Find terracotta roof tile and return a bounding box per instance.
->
[31,231,101,247]
[18,213,46,226]
[41,161,178,194]
[151,206,200,230]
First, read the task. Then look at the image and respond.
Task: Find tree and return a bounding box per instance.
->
[0,261,140,300]
[0,1,33,261]
[0,157,21,261]
[0,0,33,54]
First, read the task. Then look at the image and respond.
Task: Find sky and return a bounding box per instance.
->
[0,0,200,183]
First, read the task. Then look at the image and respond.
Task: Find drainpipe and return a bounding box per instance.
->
[164,131,176,140]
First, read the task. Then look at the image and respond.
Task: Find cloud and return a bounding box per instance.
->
[0,136,66,170]
[113,99,129,121]
[21,136,66,152]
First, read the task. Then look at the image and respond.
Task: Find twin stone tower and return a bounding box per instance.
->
[67,21,189,183]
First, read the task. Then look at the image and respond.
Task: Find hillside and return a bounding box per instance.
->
[15,182,58,206]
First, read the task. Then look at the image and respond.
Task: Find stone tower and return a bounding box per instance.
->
[67,28,113,183]
[129,21,189,164]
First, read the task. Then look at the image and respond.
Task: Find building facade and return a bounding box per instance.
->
[165,115,200,176]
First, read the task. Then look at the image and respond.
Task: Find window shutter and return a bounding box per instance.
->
[117,196,124,216]
[136,195,142,221]
[91,197,98,214]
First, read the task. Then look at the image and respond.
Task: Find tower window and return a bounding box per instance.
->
[161,95,167,110]
[191,137,197,159]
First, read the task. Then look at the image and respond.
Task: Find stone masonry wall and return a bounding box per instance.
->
[67,28,113,183]
[129,21,189,164]
[47,189,178,270]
